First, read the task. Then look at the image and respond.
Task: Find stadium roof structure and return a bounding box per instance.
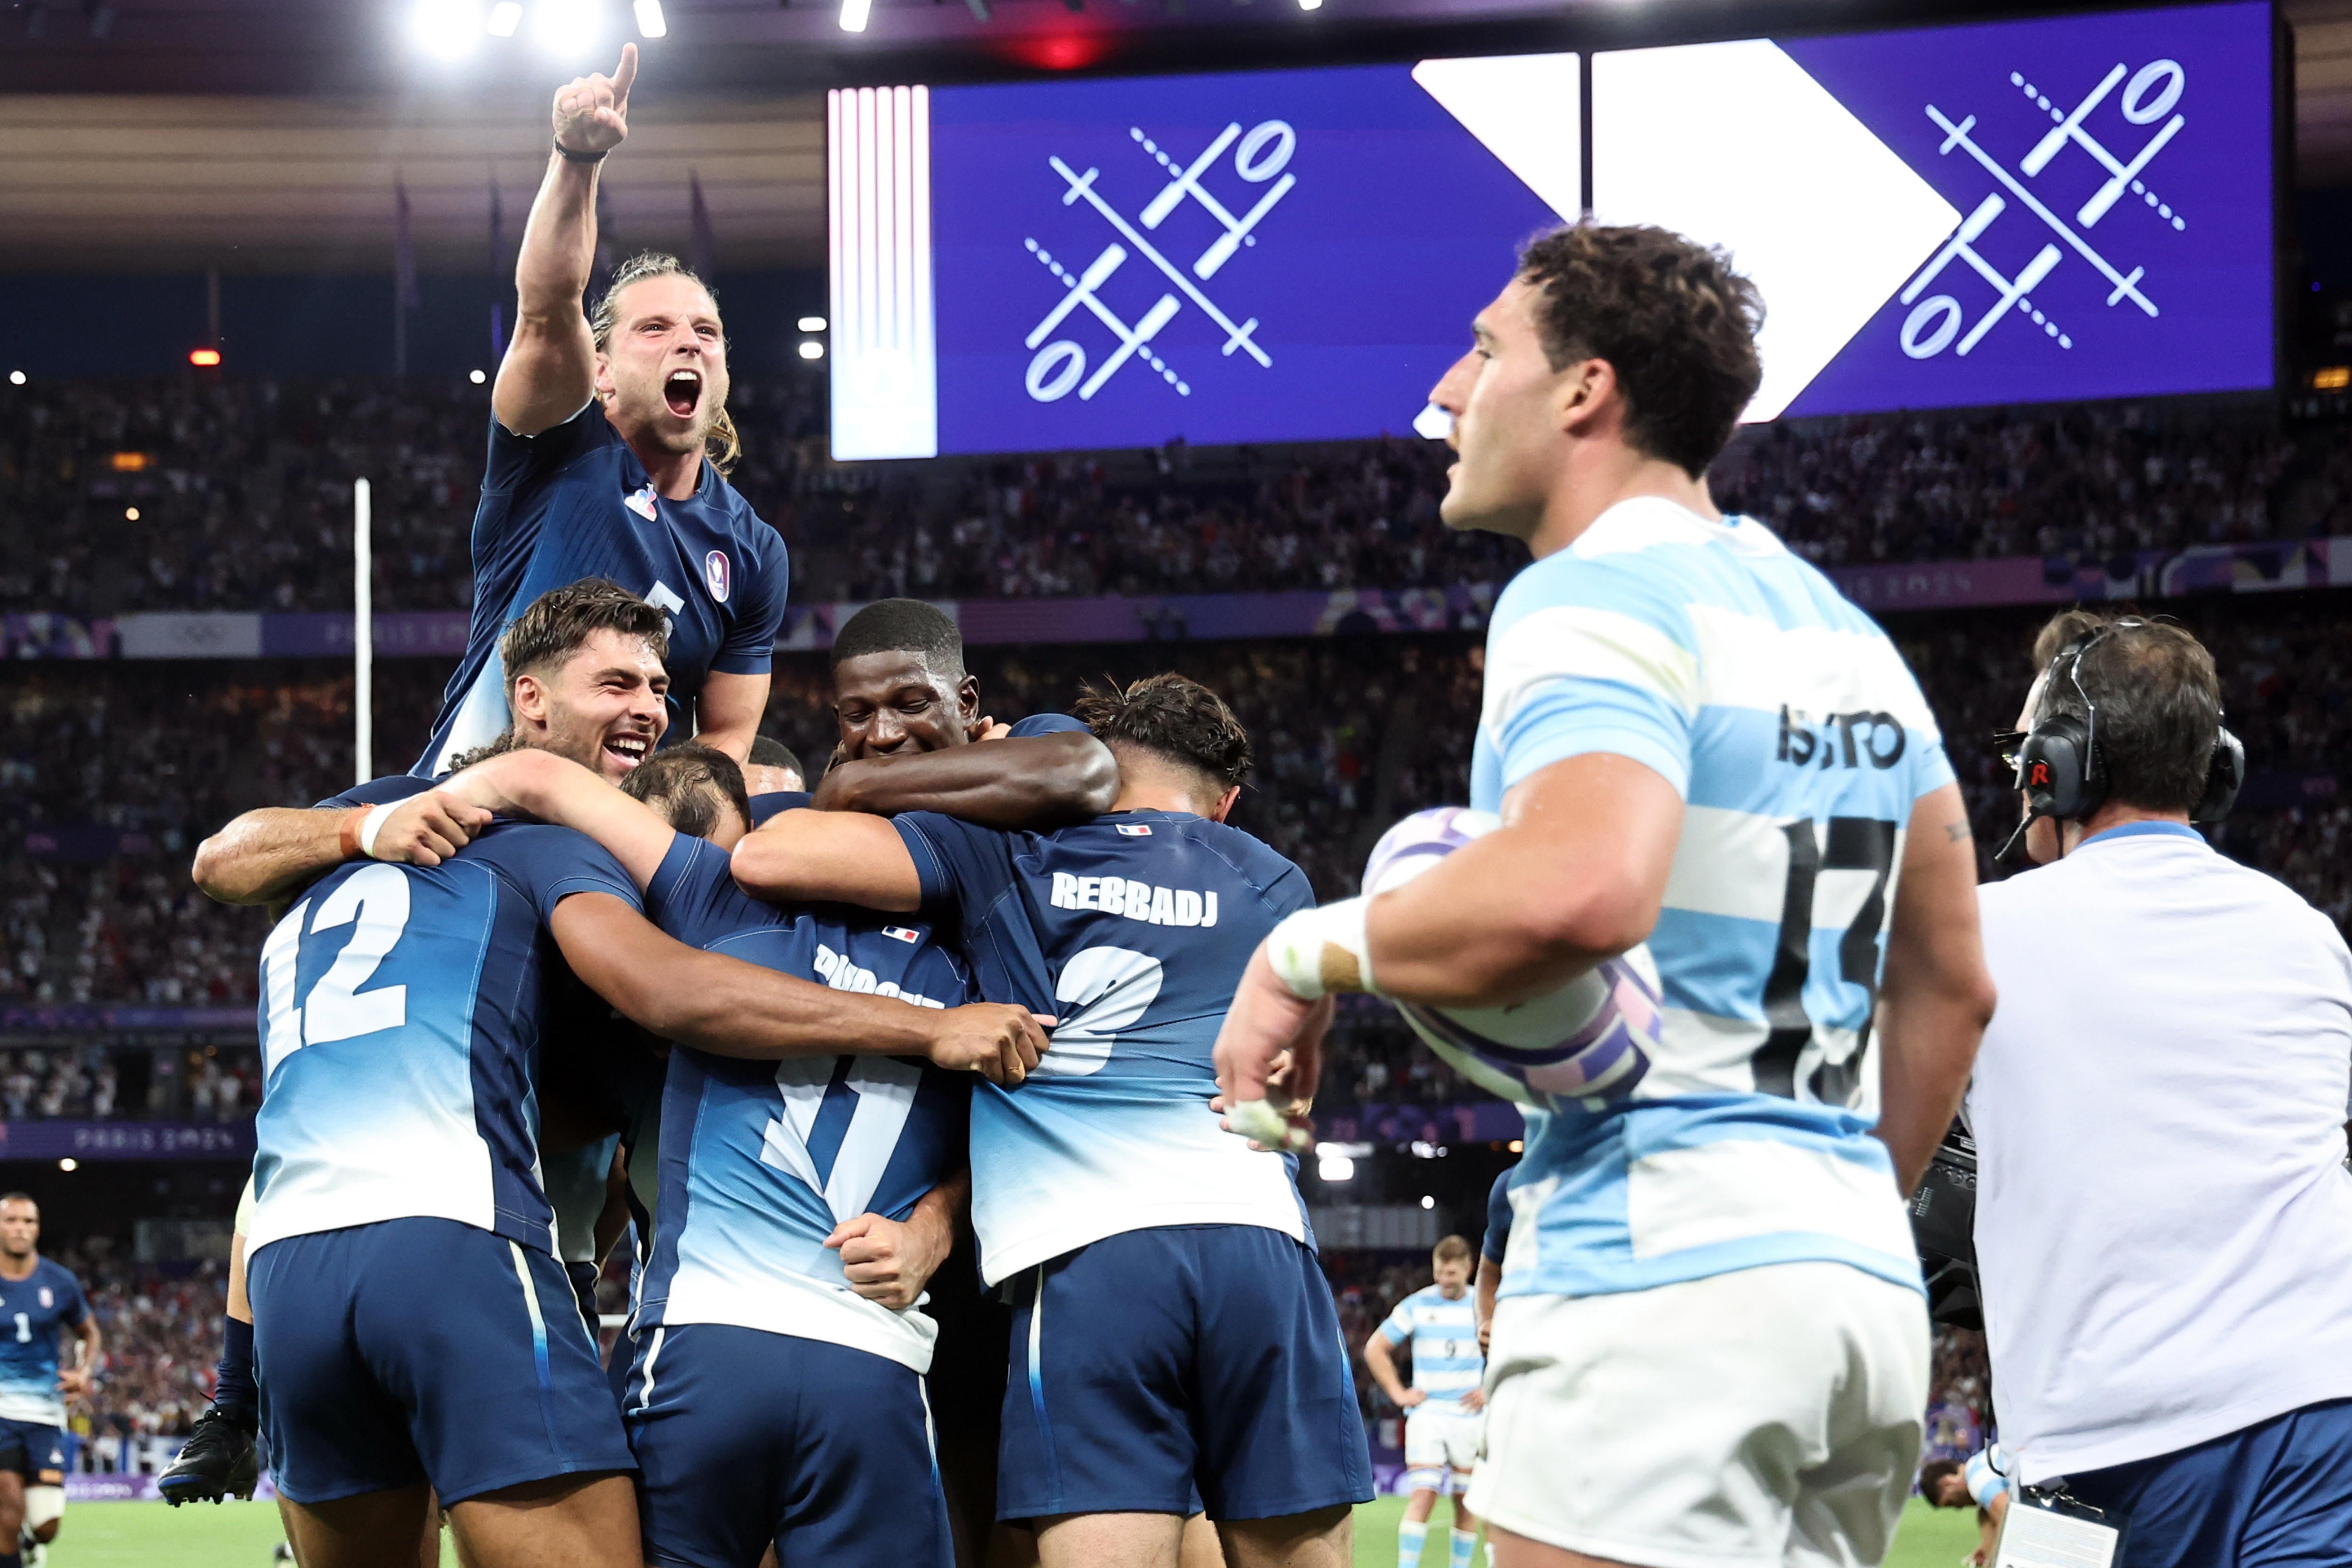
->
[0,0,2347,275]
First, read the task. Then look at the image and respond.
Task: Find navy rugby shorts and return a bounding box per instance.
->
[998,1224,1373,1522]
[249,1217,634,1506]
[625,1322,951,1568]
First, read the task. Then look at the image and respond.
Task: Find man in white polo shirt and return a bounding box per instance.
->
[1972,610,2352,1568]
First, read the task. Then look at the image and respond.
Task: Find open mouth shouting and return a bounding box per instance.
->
[662,368,702,421]
[604,732,653,774]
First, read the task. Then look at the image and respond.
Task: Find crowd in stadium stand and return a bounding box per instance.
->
[45,1243,228,1457]
[1,378,2334,619]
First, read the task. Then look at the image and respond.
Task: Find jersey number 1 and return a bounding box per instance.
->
[259,863,414,1072]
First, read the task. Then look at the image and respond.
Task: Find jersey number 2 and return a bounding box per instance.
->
[259,863,413,1072]
[1042,947,1165,1076]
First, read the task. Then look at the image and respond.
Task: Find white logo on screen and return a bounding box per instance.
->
[1021,118,1296,406]
[1901,58,2186,361]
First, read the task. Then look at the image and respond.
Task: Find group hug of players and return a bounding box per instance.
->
[124,38,2012,1568]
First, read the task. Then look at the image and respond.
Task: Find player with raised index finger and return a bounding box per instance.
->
[420,40,787,778]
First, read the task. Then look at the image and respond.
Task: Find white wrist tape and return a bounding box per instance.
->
[357,801,401,860]
[1265,897,1374,1001]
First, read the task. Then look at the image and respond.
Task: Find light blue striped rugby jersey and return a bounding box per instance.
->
[1473,497,1951,1301]
[1377,1285,1484,1412]
[1963,1445,2013,1509]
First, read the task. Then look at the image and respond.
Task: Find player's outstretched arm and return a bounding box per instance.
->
[827,1168,966,1311]
[191,794,494,906]
[439,748,675,890]
[1872,782,1996,1193]
[811,732,1118,828]
[494,43,637,437]
[548,892,1044,1082]
[731,809,924,911]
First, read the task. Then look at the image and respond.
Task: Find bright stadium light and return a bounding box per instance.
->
[124,507,140,521]
[1419,1194,1436,1210]
[409,0,484,59]
[532,0,604,57]
[6,371,22,386]
[1297,0,1322,11]
[838,0,872,34]
[632,0,666,36]
[797,315,827,332]
[487,0,524,35]
[469,368,488,384]
[1317,1154,1355,1183]
[57,1159,75,1173]
[798,340,825,360]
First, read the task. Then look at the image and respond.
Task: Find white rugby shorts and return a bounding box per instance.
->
[1467,1261,1928,1568]
[1402,1403,1482,1491]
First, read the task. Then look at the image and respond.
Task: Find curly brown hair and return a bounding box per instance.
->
[498,578,671,692]
[1075,672,1252,790]
[1516,224,1764,479]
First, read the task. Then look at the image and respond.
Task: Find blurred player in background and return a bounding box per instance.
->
[0,1197,93,1568]
[420,41,786,775]
[1365,1236,1487,1568]
[1216,224,1996,1568]
[1475,1169,1510,1355]
[1918,1446,2011,1568]
[739,672,1372,1568]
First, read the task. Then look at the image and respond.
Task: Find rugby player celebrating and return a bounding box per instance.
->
[421,41,787,776]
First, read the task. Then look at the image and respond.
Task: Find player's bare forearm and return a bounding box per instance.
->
[732,809,924,912]
[1362,1335,1410,1406]
[1474,1258,1500,1351]
[1366,754,1683,1007]
[812,732,1119,828]
[1873,784,1996,1193]
[192,808,349,906]
[496,46,635,435]
[444,748,675,890]
[692,673,768,765]
[551,895,1045,1082]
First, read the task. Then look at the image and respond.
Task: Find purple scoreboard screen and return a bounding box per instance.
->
[827,2,2277,460]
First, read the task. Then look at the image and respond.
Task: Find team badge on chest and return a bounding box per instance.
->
[624,482,659,521]
[705,550,731,603]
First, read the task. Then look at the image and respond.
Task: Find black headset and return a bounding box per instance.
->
[2002,620,2243,857]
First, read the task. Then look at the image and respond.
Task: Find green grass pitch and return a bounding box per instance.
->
[48,1495,1979,1567]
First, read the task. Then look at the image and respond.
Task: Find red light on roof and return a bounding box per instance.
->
[1006,32,1109,71]
[189,348,222,367]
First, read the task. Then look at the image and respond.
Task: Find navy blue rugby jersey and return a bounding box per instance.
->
[416,403,788,776]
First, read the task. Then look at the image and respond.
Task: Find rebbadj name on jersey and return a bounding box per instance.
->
[1048,873,1221,928]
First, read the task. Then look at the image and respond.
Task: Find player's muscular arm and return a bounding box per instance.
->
[494,44,636,437]
[1370,754,1682,1004]
[1873,783,1997,1193]
[691,672,768,765]
[812,732,1119,828]
[731,810,923,911]
[441,748,675,889]
[549,893,1044,1082]
[191,794,494,906]
[1363,1332,1420,1409]
[828,1168,966,1310]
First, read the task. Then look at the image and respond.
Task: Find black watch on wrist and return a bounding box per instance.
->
[555,139,608,165]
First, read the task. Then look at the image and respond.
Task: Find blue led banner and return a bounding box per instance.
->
[828,2,2275,459]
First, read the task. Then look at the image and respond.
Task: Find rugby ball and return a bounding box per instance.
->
[1362,807,1663,1107]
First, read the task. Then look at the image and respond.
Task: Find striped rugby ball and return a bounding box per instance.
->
[1362,807,1663,1107]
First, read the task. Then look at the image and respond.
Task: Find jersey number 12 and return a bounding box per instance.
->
[259,863,414,1072]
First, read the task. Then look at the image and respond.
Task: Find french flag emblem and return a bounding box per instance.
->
[1117,824,1152,836]
[705,550,731,603]
[881,926,921,944]
[623,483,658,521]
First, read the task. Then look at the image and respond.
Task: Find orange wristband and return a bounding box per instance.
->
[338,807,368,860]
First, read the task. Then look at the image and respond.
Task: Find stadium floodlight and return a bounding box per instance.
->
[1297,0,1322,11]
[798,341,825,360]
[189,348,222,367]
[531,0,604,57]
[124,507,140,522]
[469,368,488,384]
[838,0,872,34]
[633,0,666,36]
[797,315,827,332]
[56,1159,75,1173]
[1419,1194,1435,1210]
[5,371,22,386]
[409,0,485,59]
[487,0,524,34]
